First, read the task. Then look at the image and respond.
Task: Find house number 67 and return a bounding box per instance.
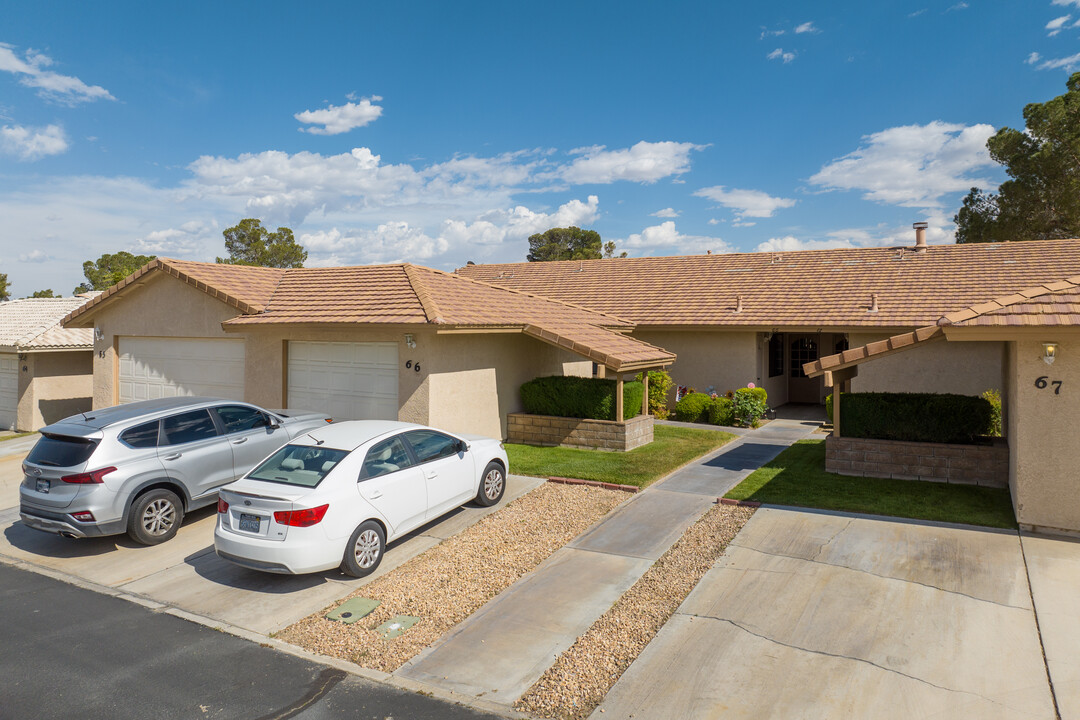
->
[1035,376,1063,394]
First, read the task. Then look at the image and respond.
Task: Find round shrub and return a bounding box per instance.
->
[733,388,768,427]
[707,397,735,426]
[675,392,712,423]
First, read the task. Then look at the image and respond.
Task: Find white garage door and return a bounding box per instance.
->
[118,338,245,404]
[288,341,398,421]
[0,353,17,431]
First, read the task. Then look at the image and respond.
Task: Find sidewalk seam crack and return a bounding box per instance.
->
[1019,534,1063,720]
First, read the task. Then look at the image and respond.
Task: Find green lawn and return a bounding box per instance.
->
[505,424,736,489]
[0,432,35,443]
[725,439,1016,529]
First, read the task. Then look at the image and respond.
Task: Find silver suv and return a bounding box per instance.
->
[19,397,332,545]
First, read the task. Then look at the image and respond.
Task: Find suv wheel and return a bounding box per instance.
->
[127,489,184,545]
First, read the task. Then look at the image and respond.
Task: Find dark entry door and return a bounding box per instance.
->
[788,335,822,404]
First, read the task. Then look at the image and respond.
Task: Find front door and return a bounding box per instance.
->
[788,335,823,404]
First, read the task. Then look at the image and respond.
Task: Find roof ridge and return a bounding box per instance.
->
[260,264,294,314]
[402,264,446,324]
[425,264,635,327]
[938,275,1080,326]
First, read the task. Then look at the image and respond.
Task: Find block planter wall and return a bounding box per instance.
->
[825,436,1008,488]
[507,412,654,452]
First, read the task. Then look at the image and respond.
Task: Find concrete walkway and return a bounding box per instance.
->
[396,418,822,704]
[595,507,1064,719]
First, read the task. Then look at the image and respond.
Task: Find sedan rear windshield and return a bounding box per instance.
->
[248,445,349,488]
[26,434,99,468]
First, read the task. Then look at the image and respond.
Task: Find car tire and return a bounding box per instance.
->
[127,488,184,545]
[475,461,506,507]
[341,520,386,578]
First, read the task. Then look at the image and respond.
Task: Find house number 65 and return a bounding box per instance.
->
[1035,376,1063,394]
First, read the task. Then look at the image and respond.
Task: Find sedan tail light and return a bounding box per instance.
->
[217,497,229,513]
[274,504,329,527]
[61,467,116,484]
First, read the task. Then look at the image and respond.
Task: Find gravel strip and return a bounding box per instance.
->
[277,482,627,673]
[515,503,755,720]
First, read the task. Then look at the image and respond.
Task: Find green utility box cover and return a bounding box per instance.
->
[376,615,420,639]
[326,597,380,624]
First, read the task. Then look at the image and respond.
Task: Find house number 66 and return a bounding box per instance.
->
[1035,376,1063,394]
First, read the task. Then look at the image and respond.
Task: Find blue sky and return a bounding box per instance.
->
[1,0,1078,296]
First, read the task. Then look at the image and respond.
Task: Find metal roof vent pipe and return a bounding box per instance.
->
[869,293,879,312]
[735,294,743,313]
[913,221,929,253]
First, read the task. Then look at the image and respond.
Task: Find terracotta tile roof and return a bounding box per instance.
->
[64,258,285,326]
[456,239,1080,328]
[803,325,946,377]
[0,295,98,351]
[942,276,1080,327]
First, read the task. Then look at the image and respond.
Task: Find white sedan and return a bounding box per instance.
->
[213,420,508,576]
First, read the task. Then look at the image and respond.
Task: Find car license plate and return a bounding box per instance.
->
[35,479,49,494]
[239,513,260,533]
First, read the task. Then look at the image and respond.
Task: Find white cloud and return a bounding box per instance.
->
[651,207,679,218]
[794,22,818,34]
[560,141,704,184]
[707,218,721,225]
[732,221,757,227]
[947,2,968,10]
[694,185,796,219]
[759,211,957,254]
[756,235,857,253]
[295,96,383,135]
[0,43,114,104]
[759,28,786,39]
[301,222,448,266]
[0,123,68,160]
[809,121,996,208]
[908,9,928,17]
[1047,14,1072,35]
[1026,52,1042,65]
[439,196,601,249]
[767,48,796,63]
[1037,52,1080,71]
[619,221,733,255]
[133,222,216,255]
[1053,0,1080,6]
[19,249,49,262]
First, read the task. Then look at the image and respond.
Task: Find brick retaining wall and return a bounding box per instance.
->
[825,436,1008,488]
[507,412,654,451]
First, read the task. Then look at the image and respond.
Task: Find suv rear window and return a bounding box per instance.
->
[248,445,349,488]
[120,421,160,448]
[26,434,99,467]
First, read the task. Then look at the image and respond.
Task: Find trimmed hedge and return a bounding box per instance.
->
[520,376,643,421]
[675,392,712,422]
[707,397,734,426]
[830,392,994,444]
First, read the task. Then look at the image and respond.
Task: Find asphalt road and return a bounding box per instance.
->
[0,564,505,720]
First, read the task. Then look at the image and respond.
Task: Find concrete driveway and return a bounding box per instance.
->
[0,434,541,635]
[595,506,1076,719]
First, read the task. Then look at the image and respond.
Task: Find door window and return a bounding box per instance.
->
[214,405,270,434]
[161,409,219,446]
[403,430,460,463]
[361,437,414,479]
[120,421,161,448]
[789,338,818,378]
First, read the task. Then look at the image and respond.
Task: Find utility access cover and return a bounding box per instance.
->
[376,615,419,639]
[326,597,380,624]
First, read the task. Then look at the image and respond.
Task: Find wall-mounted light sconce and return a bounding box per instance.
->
[763,332,773,342]
[1044,342,1058,365]
[17,353,27,361]
[94,327,104,342]
[404,334,416,349]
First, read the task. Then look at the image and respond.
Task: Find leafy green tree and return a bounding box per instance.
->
[74,252,156,293]
[217,218,307,268]
[29,289,56,298]
[955,72,1080,243]
[526,226,602,262]
[603,240,627,259]
[0,273,9,302]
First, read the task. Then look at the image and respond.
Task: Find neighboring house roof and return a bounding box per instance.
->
[804,276,1080,377]
[64,258,286,326]
[455,239,1080,329]
[65,258,673,372]
[0,295,98,352]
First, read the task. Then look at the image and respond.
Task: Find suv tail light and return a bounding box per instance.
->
[274,504,329,527]
[61,467,117,484]
[70,511,95,522]
[217,497,229,513]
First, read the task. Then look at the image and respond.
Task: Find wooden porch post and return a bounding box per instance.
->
[824,366,857,438]
[641,370,650,416]
[615,373,624,422]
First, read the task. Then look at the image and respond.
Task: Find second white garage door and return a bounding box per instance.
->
[287,341,398,421]
[118,338,246,404]
[0,353,18,431]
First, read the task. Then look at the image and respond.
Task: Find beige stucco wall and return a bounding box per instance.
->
[848,333,1005,397]
[632,330,759,404]
[17,350,93,430]
[1008,338,1080,534]
[86,273,240,409]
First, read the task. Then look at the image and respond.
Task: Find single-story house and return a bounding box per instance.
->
[62,259,674,440]
[0,295,97,431]
[457,235,1080,407]
[804,276,1080,537]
